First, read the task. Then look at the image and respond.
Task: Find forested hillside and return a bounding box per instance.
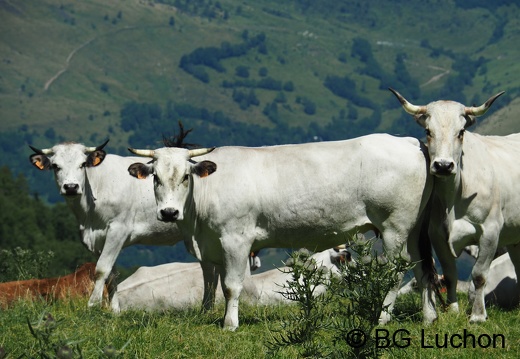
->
[0,166,95,278]
[1,0,519,274]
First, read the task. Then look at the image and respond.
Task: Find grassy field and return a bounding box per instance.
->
[1,293,520,358]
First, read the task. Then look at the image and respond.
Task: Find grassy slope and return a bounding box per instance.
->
[1,294,519,358]
[1,0,520,151]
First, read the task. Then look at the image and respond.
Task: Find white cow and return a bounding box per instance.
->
[118,262,260,311]
[390,88,520,323]
[29,141,219,312]
[254,247,351,304]
[468,252,520,310]
[118,247,349,310]
[127,133,435,330]
[398,274,472,298]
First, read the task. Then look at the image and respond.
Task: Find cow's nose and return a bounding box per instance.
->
[63,183,79,194]
[160,208,179,222]
[432,160,455,176]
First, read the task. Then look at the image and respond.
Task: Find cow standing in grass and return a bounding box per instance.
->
[128,134,435,330]
[390,88,520,323]
[29,139,220,312]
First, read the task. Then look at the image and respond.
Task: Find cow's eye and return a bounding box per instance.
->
[425,129,432,138]
[183,174,189,182]
[80,162,87,168]
[52,164,60,172]
[458,129,465,139]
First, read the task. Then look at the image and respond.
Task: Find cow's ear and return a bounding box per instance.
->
[86,150,106,167]
[192,160,217,178]
[30,154,51,170]
[128,163,152,179]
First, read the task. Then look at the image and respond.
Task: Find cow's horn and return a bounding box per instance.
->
[465,91,505,116]
[188,147,216,158]
[85,139,110,153]
[389,88,426,115]
[29,145,53,155]
[128,148,155,157]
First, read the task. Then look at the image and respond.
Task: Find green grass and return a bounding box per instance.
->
[1,294,519,358]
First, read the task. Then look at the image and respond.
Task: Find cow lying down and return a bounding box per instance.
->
[117,262,258,311]
[468,252,520,310]
[252,247,351,304]
[398,251,519,310]
[0,263,97,308]
[117,247,349,311]
[397,275,471,298]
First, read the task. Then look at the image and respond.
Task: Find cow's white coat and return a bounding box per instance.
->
[29,143,219,312]
[392,89,520,322]
[129,134,434,329]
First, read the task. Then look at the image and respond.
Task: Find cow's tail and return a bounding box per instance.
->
[418,196,447,309]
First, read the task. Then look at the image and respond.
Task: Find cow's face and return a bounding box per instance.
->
[29,141,108,196]
[418,101,470,177]
[389,88,504,177]
[128,147,216,222]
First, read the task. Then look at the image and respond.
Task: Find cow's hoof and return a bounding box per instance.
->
[469,314,487,323]
[378,312,392,325]
[447,302,459,313]
[223,325,238,332]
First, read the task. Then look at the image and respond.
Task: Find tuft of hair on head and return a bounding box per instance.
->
[162,120,200,149]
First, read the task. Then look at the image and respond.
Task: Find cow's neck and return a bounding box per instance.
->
[433,158,472,257]
[433,170,462,211]
[64,175,96,224]
[179,179,210,262]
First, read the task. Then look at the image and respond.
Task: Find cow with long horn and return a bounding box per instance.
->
[390,88,520,323]
[128,134,435,330]
[28,138,224,313]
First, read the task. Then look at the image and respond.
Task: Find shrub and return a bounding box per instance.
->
[0,247,54,282]
[267,236,413,358]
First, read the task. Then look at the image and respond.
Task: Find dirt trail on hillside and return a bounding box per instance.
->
[44,38,95,91]
[420,65,450,87]
[43,26,137,91]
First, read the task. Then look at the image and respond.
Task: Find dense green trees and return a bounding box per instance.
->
[179,33,267,83]
[0,166,95,279]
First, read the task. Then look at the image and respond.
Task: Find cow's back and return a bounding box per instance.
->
[191,134,431,251]
[117,262,259,311]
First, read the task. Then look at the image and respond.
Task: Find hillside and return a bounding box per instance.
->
[2,0,518,275]
[2,0,520,197]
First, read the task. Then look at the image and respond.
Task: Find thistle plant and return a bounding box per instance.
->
[26,312,83,358]
[266,248,334,357]
[266,236,414,359]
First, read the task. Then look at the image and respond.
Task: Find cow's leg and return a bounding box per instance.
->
[88,229,126,313]
[430,226,459,313]
[378,228,409,325]
[406,222,437,324]
[200,261,219,311]
[220,238,250,331]
[469,233,498,323]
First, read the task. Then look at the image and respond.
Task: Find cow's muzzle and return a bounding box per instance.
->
[62,183,80,196]
[159,208,179,222]
[431,160,455,177]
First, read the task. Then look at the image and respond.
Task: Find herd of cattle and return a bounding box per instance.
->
[3,89,519,330]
